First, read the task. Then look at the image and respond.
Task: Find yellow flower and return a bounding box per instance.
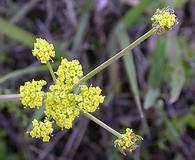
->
[78,85,105,112]
[20,80,46,108]
[21,47,106,141]
[45,82,81,129]
[56,58,83,85]
[28,119,53,142]
[151,7,178,34]
[32,38,55,64]
[114,128,143,155]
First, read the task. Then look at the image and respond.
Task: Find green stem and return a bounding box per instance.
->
[81,109,122,138]
[72,28,155,89]
[46,61,57,83]
[0,94,20,102]
[135,96,150,134]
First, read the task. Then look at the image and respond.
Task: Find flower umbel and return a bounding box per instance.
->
[151,7,178,34]
[45,82,81,129]
[20,49,105,138]
[114,128,143,155]
[20,80,46,108]
[56,58,83,85]
[32,38,55,64]
[79,85,105,112]
[28,119,53,142]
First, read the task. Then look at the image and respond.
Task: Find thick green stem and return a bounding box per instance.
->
[72,28,155,90]
[81,109,122,138]
[46,61,57,83]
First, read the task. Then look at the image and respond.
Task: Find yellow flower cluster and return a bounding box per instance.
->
[20,80,47,108]
[114,128,143,155]
[20,38,105,142]
[56,58,83,85]
[45,82,81,129]
[151,8,178,34]
[79,85,105,112]
[29,119,53,142]
[32,38,55,64]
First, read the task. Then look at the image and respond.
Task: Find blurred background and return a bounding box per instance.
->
[0,0,195,159]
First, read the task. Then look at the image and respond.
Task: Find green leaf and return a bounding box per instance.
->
[115,0,152,100]
[0,18,65,58]
[71,0,92,53]
[173,113,195,131]
[144,87,159,109]
[148,37,166,88]
[144,37,166,109]
[106,28,121,96]
[0,18,36,47]
[122,0,152,26]
[117,23,139,97]
[166,34,185,103]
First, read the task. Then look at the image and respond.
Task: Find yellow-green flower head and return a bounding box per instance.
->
[45,82,81,129]
[28,119,53,142]
[151,7,178,34]
[32,38,55,64]
[78,85,105,112]
[56,58,83,85]
[20,80,47,108]
[114,128,143,155]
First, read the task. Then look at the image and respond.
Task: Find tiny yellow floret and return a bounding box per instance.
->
[32,38,55,64]
[114,128,143,155]
[79,85,105,112]
[28,119,53,142]
[20,80,46,108]
[56,58,83,85]
[151,7,178,34]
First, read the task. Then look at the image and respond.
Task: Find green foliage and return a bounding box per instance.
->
[117,23,139,97]
[144,37,166,109]
[173,113,195,131]
[0,18,36,47]
[0,65,57,84]
[166,34,185,103]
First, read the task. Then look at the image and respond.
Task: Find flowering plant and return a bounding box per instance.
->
[0,7,178,155]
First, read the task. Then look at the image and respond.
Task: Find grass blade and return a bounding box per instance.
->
[166,34,185,103]
[116,23,149,133]
[144,37,166,109]
[0,18,36,47]
[0,62,59,84]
